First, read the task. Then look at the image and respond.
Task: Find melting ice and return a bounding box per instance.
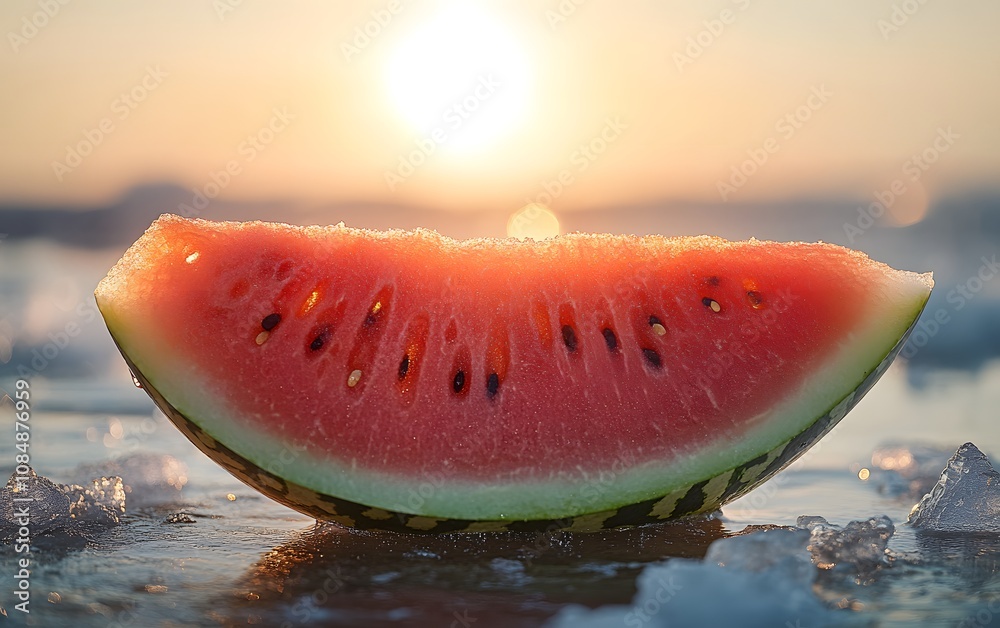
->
[547,514,896,627]
[0,467,124,541]
[908,442,1000,533]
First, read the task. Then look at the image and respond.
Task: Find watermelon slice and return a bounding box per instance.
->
[95,215,932,533]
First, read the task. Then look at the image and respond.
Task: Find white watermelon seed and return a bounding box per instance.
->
[255,331,270,345]
[185,252,200,264]
[347,369,363,387]
[648,315,667,336]
[702,298,721,313]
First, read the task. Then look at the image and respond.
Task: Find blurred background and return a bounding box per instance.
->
[1,5,1000,624]
[1,0,999,390]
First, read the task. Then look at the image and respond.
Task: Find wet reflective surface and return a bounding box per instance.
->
[2,364,1000,626]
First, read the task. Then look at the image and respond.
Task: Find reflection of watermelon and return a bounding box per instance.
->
[96,215,932,533]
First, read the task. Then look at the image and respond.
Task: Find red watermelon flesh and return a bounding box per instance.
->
[96,215,931,529]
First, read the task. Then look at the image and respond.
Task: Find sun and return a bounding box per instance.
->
[383,4,532,154]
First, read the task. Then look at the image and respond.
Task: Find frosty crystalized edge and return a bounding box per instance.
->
[908,442,1000,533]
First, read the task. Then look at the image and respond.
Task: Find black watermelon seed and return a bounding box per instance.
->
[602,328,619,352]
[747,291,763,307]
[486,372,500,398]
[398,354,410,380]
[701,297,713,307]
[642,348,662,368]
[309,329,329,351]
[261,313,281,331]
[561,325,578,352]
[453,370,466,393]
[648,315,663,327]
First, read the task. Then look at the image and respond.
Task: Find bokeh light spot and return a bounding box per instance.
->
[507,203,561,241]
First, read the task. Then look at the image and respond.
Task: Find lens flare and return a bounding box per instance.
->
[507,203,560,240]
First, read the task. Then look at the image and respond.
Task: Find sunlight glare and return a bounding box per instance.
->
[507,203,560,240]
[383,4,531,154]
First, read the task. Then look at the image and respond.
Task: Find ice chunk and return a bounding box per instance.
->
[869,442,955,500]
[0,467,126,541]
[797,515,894,582]
[164,513,196,524]
[908,442,1000,533]
[547,528,836,627]
[490,557,531,587]
[0,467,72,539]
[62,476,126,526]
[707,527,813,578]
[74,453,188,508]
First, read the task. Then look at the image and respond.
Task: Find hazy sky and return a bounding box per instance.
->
[2,0,998,217]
